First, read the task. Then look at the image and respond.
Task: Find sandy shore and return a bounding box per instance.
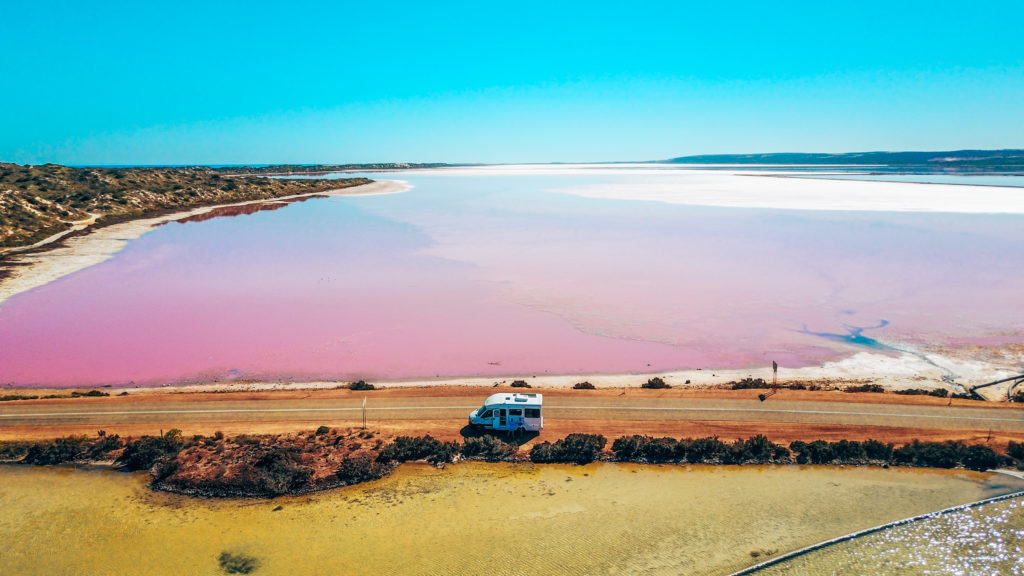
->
[0,179,410,306]
[37,349,1004,401]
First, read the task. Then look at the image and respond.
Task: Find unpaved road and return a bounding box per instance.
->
[2,387,1022,446]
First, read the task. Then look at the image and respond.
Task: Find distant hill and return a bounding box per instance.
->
[665,150,1024,168]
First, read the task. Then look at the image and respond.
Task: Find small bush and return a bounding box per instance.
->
[314,426,330,436]
[0,394,39,401]
[337,453,388,484]
[530,434,607,464]
[682,437,728,463]
[642,377,670,389]
[118,430,184,471]
[510,380,531,388]
[893,388,949,398]
[1011,389,1024,403]
[377,435,459,465]
[844,384,885,393]
[218,551,259,574]
[962,445,1001,472]
[461,436,519,461]
[1007,441,1024,461]
[862,439,894,462]
[348,380,375,391]
[573,381,596,390]
[254,449,312,494]
[729,378,770,390]
[23,435,90,465]
[70,390,109,398]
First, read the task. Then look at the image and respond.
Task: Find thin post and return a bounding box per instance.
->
[362,396,367,430]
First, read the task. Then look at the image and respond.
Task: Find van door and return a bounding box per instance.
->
[498,408,507,429]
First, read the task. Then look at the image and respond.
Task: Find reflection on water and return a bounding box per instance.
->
[754,497,1024,575]
[0,463,1018,576]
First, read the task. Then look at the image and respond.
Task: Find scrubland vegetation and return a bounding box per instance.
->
[0,163,370,248]
[2,428,1021,498]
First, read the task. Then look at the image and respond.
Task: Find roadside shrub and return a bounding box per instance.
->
[461,436,519,461]
[510,380,531,388]
[1007,441,1024,461]
[1011,390,1024,403]
[0,394,40,401]
[23,435,90,465]
[962,445,1002,472]
[681,437,728,463]
[893,388,949,398]
[87,433,123,459]
[218,551,259,574]
[844,384,885,393]
[530,434,607,464]
[642,377,670,389]
[70,390,109,397]
[572,382,596,390]
[118,430,184,471]
[314,426,330,436]
[377,435,459,465]
[348,380,375,391]
[254,449,312,494]
[893,440,964,469]
[729,378,770,390]
[862,439,894,462]
[337,453,388,484]
[611,435,679,463]
[0,441,35,461]
[830,440,867,462]
[723,435,790,464]
[789,440,835,464]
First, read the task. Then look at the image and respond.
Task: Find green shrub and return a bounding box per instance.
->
[1007,441,1024,461]
[337,453,388,484]
[377,435,459,465]
[962,445,1002,472]
[682,437,728,463]
[642,377,670,389]
[530,434,607,464]
[253,449,312,494]
[23,435,90,465]
[573,381,596,390]
[314,426,330,436]
[118,430,184,471]
[461,436,519,461]
[844,384,885,393]
[510,380,531,388]
[348,380,375,391]
[729,378,770,390]
[862,439,894,461]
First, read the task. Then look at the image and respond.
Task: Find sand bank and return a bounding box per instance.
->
[0,179,410,306]
[137,350,1017,399]
[548,168,1024,214]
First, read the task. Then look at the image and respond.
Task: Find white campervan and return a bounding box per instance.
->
[468,393,543,432]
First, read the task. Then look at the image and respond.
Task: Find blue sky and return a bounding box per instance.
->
[2,0,1022,164]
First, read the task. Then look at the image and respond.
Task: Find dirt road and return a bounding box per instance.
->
[2,387,1022,447]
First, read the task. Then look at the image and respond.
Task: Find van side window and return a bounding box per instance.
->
[509,409,523,416]
[480,410,492,418]
[525,408,540,418]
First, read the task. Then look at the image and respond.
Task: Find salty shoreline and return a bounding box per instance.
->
[0,179,410,306]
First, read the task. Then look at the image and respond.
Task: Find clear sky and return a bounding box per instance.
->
[2,0,1022,165]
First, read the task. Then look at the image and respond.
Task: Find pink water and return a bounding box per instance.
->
[2,169,1024,386]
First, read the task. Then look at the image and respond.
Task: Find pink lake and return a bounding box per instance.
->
[2,167,1024,386]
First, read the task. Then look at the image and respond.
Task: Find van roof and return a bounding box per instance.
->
[484,392,543,406]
